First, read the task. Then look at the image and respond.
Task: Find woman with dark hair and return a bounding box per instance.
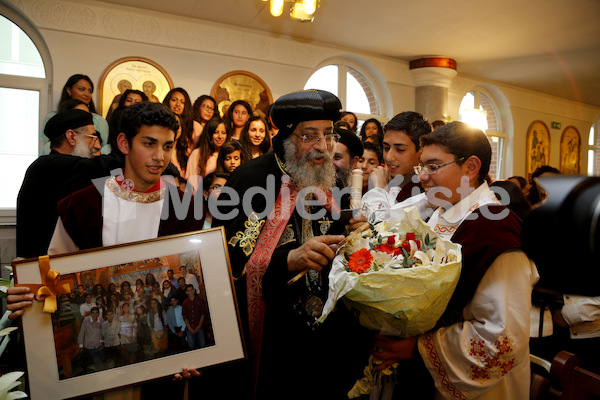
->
[489,180,532,222]
[239,116,271,159]
[364,132,384,148]
[163,88,202,176]
[40,74,110,155]
[186,116,230,190]
[148,298,168,352]
[120,281,134,298]
[135,305,152,357]
[192,95,217,130]
[108,89,148,153]
[145,273,157,288]
[57,98,89,113]
[226,100,252,140]
[107,282,120,299]
[91,283,106,303]
[58,74,98,113]
[340,111,358,133]
[359,118,383,142]
[217,141,247,174]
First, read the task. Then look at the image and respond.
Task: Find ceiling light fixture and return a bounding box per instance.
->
[263,0,319,22]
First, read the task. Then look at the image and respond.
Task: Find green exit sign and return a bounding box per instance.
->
[552,122,561,129]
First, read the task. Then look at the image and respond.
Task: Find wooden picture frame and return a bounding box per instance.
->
[97,57,174,118]
[526,120,551,177]
[559,126,581,174]
[210,70,272,119]
[13,228,245,400]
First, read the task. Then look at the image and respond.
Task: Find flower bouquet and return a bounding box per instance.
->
[318,207,462,398]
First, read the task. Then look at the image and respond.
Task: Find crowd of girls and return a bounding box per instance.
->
[48,74,385,203]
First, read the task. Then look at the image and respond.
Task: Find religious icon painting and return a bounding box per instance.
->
[210,70,272,119]
[559,126,581,174]
[526,120,551,177]
[98,57,174,118]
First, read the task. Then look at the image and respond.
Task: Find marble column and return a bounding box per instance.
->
[409,57,457,122]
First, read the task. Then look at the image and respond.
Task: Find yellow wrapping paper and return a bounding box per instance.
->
[319,207,462,337]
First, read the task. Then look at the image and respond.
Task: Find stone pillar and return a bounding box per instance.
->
[409,57,457,122]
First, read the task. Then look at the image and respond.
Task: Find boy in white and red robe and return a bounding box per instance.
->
[38,102,203,400]
[364,121,537,400]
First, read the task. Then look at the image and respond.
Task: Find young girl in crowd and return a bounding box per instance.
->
[135,305,153,358]
[217,141,246,174]
[120,281,134,298]
[134,279,146,295]
[148,286,163,308]
[108,89,148,152]
[162,280,176,307]
[357,141,384,193]
[202,171,229,229]
[40,74,110,155]
[91,284,106,303]
[145,273,157,289]
[95,296,107,319]
[118,303,137,363]
[186,116,230,190]
[339,111,358,133]
[107,282,120,300]
[226,100,252,139]
[192,95,217,132]
[239,116,271,159]
[359,118,384,142]
[148,299,168,352]
[364,132,383,149]
[133,286,148,311]
[106,293,121,318]
[163,88,202,175]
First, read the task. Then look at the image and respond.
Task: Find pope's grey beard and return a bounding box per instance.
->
[71,136,95,158]
[283,138,336,190]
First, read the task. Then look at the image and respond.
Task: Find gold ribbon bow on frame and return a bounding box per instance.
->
[16,255,70,313]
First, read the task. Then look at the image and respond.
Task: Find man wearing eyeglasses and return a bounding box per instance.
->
[363,121,537,400]
[16,109,123,259]
[213,89,370,400]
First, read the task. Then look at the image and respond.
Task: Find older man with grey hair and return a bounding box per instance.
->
[214,89,369,400]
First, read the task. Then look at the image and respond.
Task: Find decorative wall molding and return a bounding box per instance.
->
[11,0,336,71]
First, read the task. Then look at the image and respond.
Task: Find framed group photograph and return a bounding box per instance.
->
[97,57,174,119]
[13,228,245,400]
[559,126,581,174]
[526,120,551,177]
[210,70,272,119]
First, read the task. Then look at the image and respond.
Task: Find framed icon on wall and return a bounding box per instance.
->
[98,57,174,119]
[559,126,581,174]
[210,70,272,119]
[526,120,551,177]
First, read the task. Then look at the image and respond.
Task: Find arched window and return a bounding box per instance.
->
[304,61,384,130]
[0,4,51,212]
[588,121,600,176]
[459,90,508,180]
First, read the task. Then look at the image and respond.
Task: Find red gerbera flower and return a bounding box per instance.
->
[348,248,374,274]
[374,242,403,256]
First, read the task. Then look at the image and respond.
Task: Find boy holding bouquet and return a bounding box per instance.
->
[368,121,537,399]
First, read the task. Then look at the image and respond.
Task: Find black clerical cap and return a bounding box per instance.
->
[44,109,94,140]
[335,127,363,159]
[270,89,342,157]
